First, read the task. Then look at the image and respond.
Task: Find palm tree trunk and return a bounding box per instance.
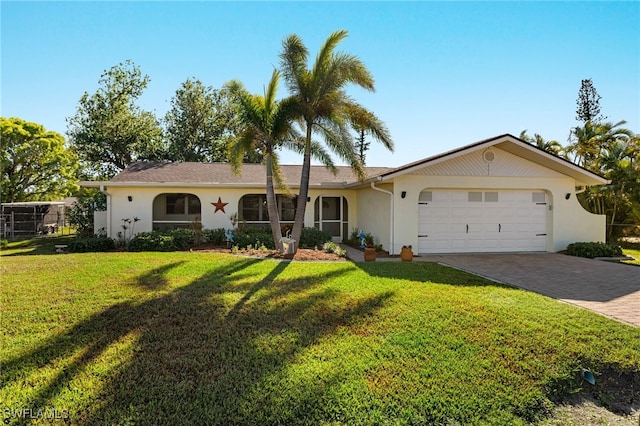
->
[608,182,624,242]
[291,123,313,250]
[265,154,283,252]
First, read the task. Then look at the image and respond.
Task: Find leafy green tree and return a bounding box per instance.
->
[68,188,107,237]
[518,130,563,156]
[66,60,164,178]
[575,79,606,124]
[1,117,78,202]
[165,79,250,163]
[279,30,393,249]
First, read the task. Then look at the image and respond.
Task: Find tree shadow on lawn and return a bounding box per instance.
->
[356,260,514,289]
[2,257,393,425]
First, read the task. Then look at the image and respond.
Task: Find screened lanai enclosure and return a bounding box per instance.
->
[1,202,67,240]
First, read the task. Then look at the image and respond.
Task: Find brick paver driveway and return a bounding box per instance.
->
[418,253,640,327]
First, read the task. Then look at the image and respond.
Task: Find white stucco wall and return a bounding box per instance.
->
[356,184,393,252]
[100,185,359,241]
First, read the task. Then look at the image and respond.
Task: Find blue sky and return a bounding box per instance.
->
[2,1,639,168]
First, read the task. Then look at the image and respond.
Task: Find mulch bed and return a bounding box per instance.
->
[190,244,348,261]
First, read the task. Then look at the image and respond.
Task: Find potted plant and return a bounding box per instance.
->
[364,244,377,262]
[401,245,413,262]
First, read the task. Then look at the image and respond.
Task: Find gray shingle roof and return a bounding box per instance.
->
[110,162,394,187]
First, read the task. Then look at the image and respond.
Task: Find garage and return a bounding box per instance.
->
[418,189,548,253]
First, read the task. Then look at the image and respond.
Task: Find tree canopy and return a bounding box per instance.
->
[575,78,606,124]
[1,117,78,202]
[66,60,164,178]
[165,79,249,163]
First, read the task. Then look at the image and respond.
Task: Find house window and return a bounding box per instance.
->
[532,192,546,203]
[468,192,483,202]
[484,192,499,202]
[166,194,201,215]
[238,194,297,223]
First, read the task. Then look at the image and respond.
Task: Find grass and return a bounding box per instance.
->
[2,251,640,425]
[0,234,76,256]
[622,248,640,265]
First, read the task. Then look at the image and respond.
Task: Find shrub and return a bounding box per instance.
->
[299,227,332,249]
[323,241,346,257]
[68,237,115,253]
[232,228,275,250]
[566,242,623,259]
[167,228,195,250]
[202,228,227,246]
[128,232,176,252]
[0,239,7,249]
[345,228,376,248]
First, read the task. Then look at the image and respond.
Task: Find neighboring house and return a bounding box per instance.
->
[81,134,608,254]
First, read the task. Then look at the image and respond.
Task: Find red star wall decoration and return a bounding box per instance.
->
[211,197,228,213]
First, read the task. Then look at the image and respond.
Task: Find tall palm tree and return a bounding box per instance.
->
[279,30,394,248]
[226,70,300,252]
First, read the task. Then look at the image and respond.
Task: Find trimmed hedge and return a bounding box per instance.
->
[68,237,115,253]
[566,242,623,259]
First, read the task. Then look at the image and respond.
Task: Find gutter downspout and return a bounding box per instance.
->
[370,179,394,255]
[99,184,111,238]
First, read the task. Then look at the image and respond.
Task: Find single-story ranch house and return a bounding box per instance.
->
[82,134,608,255]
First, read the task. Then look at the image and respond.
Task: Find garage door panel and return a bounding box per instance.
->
[418,189,548,253]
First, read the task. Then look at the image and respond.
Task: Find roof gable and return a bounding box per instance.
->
[379,134,608,186]
[407,146,566,178]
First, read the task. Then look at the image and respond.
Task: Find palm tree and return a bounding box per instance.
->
[279,30,394,248]
[518,130,563,156]
[573,128,639,241]
[226,70,300,253]
[566,120,632,170]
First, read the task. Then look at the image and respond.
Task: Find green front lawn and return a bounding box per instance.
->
[2,252,639,425]
[623,248,640,265]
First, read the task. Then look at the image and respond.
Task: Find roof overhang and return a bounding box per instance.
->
[80,181,341,190]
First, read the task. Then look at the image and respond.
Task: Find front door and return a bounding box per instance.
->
[314,196,348,242]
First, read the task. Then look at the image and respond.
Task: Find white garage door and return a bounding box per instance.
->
[418,190,548,253]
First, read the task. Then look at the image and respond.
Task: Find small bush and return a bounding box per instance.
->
[167,228,195,250]
[0,239,8,249]
[129,229,197,252]
[323,241,346,257]
[299,227,332,248]
[202,228,227,246]
[232,228,275,250]
[345,228,377,248]
[128,232,176,252]
[68,237,115,253]
[566,242,623,259]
